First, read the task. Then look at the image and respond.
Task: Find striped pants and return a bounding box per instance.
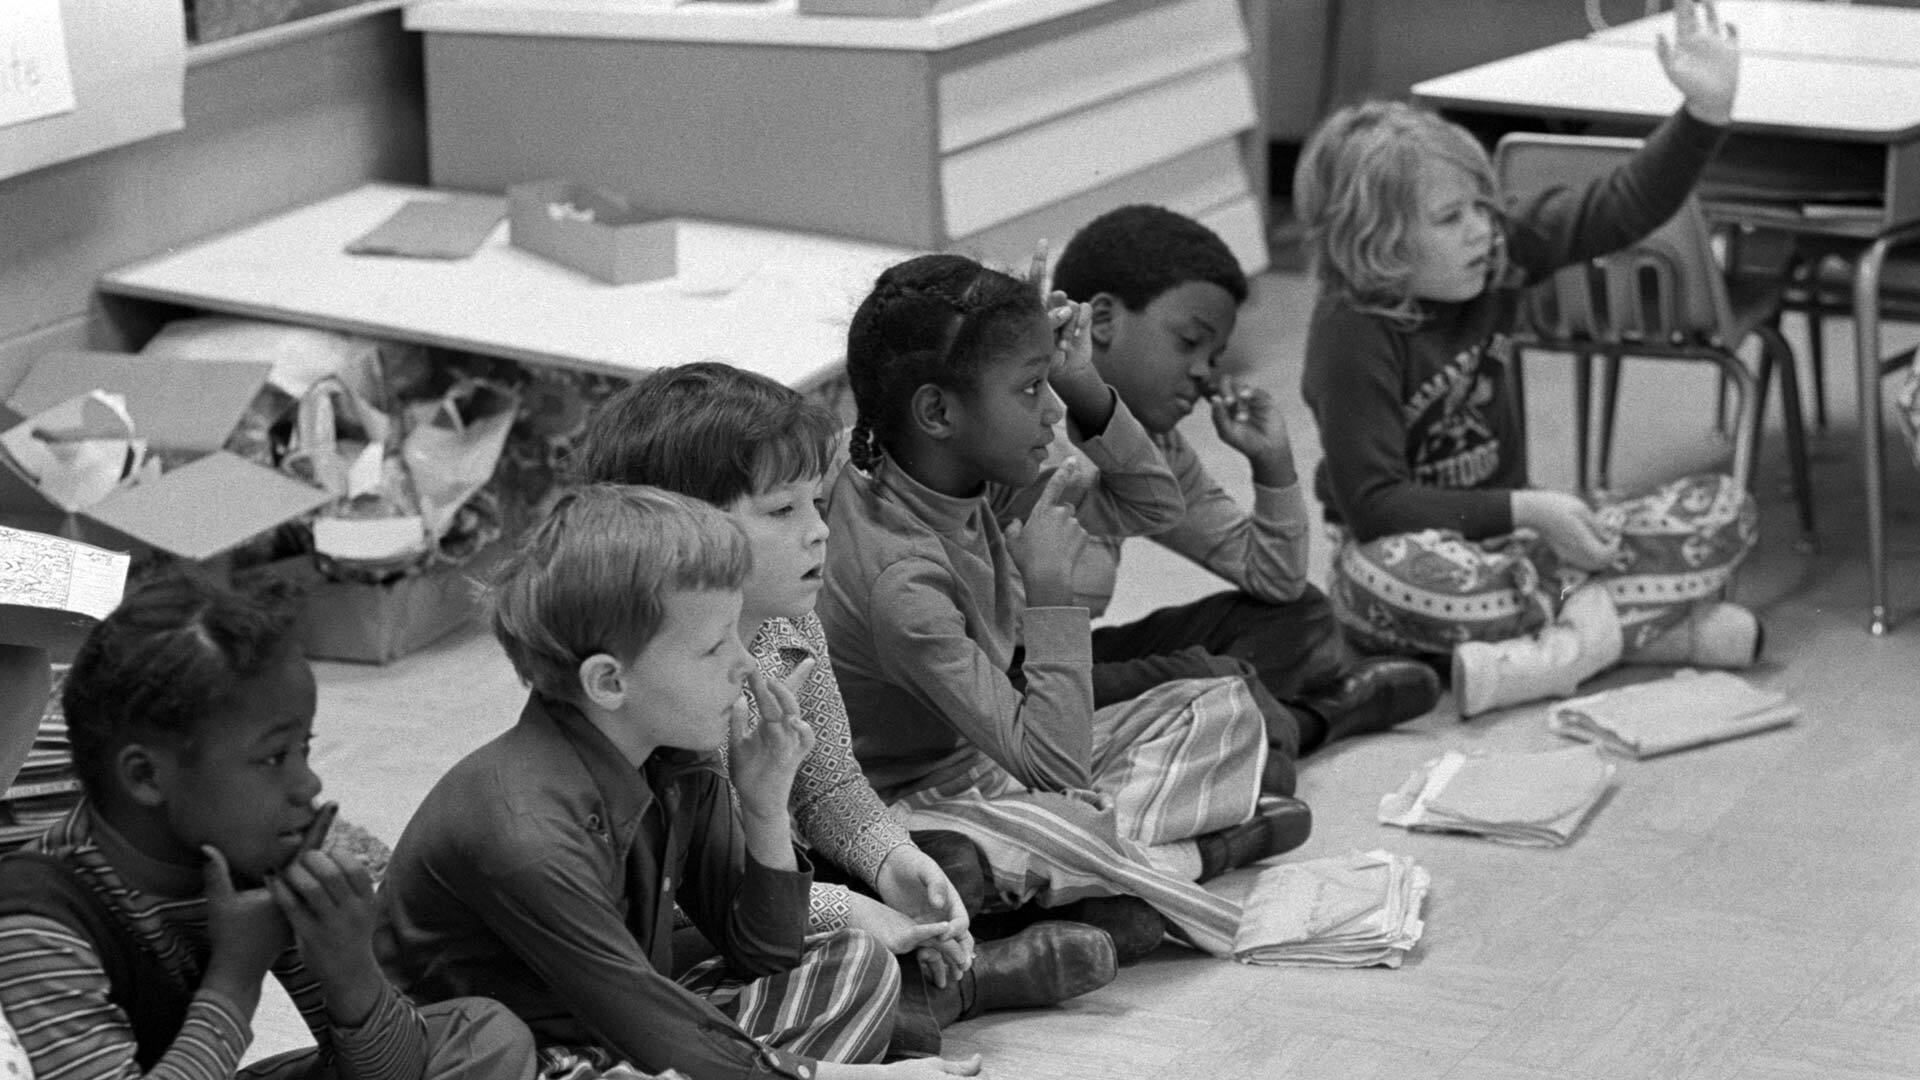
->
[242,998,538,1080]
[680,929,898,1064]
[888,677,1265,957]
[1329,473,1758,656]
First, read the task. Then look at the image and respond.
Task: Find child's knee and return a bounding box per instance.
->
[819,928,903,1002]
[417,996,539,1080]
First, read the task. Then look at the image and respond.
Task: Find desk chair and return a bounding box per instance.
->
[1761,232,1920,433]
[1494,132,1817,549]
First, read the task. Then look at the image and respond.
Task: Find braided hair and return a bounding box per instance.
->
[843,253,1044,472]
[64,569,304,800]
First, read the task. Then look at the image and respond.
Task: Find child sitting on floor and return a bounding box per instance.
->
[818,251,1309,966]
[1293,0,1762,716]
[0,571,537,1080]
[1050,203,1442,783]
[568,361,1117,1048]
[378,485,980,1080]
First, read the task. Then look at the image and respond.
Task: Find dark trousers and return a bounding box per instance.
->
[1089,587,1354,758]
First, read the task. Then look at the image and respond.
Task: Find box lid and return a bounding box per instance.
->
[5,351,271,453]
[83,452,335,562]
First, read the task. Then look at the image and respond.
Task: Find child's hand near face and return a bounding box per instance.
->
[1004,459,1093,609]
[1658,0,1739,126]
[199,845,291,1016]
[730,664,818,826]
[268,843,386,1027]
[1207,376,1298,488]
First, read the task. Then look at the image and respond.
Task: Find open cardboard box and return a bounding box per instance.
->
[508,178,677,285]
[241,541,504,665]
[0,351,333,564]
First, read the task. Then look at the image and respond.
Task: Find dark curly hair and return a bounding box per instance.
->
[843,253,1043,472]
[64,569,305,800]
[568,361,840,506]
[1050,204,1249,310]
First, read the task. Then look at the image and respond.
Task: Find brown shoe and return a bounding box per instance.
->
[1195,797,1312,881]
[1055,895,1166,965]
[948,921,1117,1021]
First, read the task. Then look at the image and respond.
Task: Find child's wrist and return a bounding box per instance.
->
[1248,449,1297,489]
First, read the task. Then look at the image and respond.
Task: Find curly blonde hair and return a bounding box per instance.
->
[1293,100,1500,326]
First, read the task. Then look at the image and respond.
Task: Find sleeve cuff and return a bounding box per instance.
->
[807,884,854,935]
[1250,481,1310,534]
[1071,394,1156,469]
[1021,607,1093,663]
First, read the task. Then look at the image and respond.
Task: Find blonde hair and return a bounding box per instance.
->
[1293,100,1500,326]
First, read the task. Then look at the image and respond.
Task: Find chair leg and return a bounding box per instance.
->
[1804,308,1828,431]
[1594,354,1623,494]
[1572,352,1592,494]
[1756,325,1818,552]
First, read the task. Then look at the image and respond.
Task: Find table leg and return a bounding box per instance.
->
[1855,236,1893,635]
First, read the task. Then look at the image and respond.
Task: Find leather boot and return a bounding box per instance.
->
[1055,895,1167,965]
[932,921,1117,1024]
[909,829,991,917]
[1453,584,1624,718]
[1195,796,1312,881]
[1299,656,1442,747]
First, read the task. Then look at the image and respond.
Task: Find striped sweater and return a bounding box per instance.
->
[0,804,429,1080]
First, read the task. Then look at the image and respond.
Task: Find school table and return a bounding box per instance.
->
[1412,26,1920,634]
[95,183,916,393]
[400,0,1271,274]
[1588,0,1920,68]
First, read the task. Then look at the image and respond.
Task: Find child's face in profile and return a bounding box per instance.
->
[726,475,830,627]
[1406,160,1496,304]
[1094,281,1241,436]
[617,587,753,752]
[950,315,1064,490]
[160,648,322,882]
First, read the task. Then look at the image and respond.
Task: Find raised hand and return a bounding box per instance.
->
[1004,458,1092,609]
[1658,0,1739,125]
[729,664,818,821]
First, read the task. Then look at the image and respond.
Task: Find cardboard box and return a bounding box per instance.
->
[507,179,677,285]
[248,543,503,665]
[0,351,334,563]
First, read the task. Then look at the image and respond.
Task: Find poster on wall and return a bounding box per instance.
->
[0,0,185,183]
[0,0,78,131]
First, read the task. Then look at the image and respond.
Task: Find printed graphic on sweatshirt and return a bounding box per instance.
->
[1404,335,1512,490]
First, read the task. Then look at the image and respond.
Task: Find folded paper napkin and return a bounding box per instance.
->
[1548,670,1799,759]
[1379,745,1615,847]
[1232,849,1429,968]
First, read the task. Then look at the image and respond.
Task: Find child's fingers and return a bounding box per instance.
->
[781,657,818,696]
[302,802,339,853]
[200,845,236,901]
[1029,459,1081,519]
[1025,238,1050,295]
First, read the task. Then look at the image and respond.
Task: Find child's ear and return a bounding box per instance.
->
[578,653,628,711]
[1087,293,1118,349]
[115,743,168,809]
[908,383,956,441]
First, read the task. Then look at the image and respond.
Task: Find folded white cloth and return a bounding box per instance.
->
[1548,670,1799,759]
[1379,745,1615,847]
[1232,849,1429,968]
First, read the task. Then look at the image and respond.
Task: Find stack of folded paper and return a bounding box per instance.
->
[1378,744,1615,847]
[1547,670,1799,759]
[1232,849,1429,968]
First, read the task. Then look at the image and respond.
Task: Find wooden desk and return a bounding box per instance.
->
[1589,0,1920,68]
[403,0,1269,273]
[1414,29,1920,634]
[97,184,915,391]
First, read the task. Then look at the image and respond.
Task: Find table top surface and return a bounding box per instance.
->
[405,0,1125,51]
[99,184,915,388]
[1412,38,1920,142]
[1589,0,1920,68]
